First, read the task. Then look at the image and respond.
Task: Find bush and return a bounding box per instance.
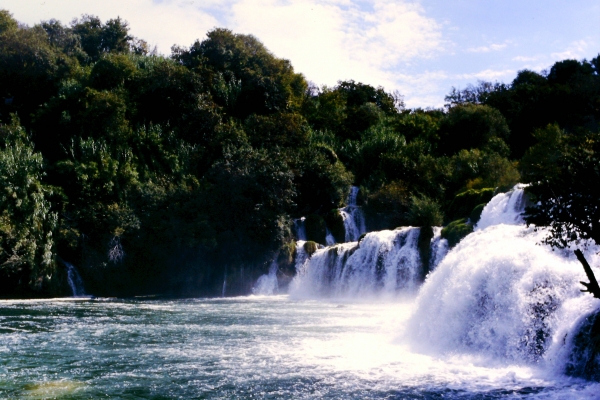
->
[406,195,443,227]
[441,218,473,247]
[303,241,318,256]
[469,203,486,224]
[446,188,495,222]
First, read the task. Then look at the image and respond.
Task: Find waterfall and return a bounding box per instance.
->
[291,227,432,299]
[325,228,336,246]
[404,184,600,375]
[340,186,366,242]
[221,271,227,298]
[294,217,307,241]
[64,262,86,297]
[429,227,449,272]
[253,259,279,295]
[475,184,527,231]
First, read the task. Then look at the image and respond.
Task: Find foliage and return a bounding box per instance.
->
[303,241,318,256]
[406,195,444,227]
[0,118,57,295]
[523,128,600,248]
[441,218,474,247]
[0,8,598,297]
[446,188,495,222]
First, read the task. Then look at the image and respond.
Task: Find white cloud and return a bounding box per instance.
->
[512,55,539,62]
[456,68,515,81]
[467,42,509,53]
[551,39,592,60]
[5,0,220,52]
[226,0,445,89]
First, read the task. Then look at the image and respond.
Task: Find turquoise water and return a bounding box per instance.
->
[0,296,597,399]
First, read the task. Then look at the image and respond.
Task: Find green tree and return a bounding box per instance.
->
[0,118,57,295]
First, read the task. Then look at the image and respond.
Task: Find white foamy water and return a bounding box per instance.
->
[1,296,598,399]
[253,260,279,295]
[475,184,527,231]
[291,227,424,299]
[430,226,449,272]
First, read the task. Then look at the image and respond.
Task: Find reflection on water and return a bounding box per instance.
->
[0,296,598,399]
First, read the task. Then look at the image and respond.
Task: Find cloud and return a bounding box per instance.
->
[551,39,592,60]
[226,0,445,88]
[467,42,509,53]
[6,0,446,87]
[456,69,515,81]
[512,55,539,62]
[5,0,220,51]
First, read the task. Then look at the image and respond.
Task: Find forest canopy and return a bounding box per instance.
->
[0,9,598,297]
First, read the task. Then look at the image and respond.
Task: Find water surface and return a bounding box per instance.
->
[1,296,597,399]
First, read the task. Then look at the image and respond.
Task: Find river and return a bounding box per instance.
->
[1,296,598,399]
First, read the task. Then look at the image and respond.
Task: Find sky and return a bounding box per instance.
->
[2,0,599,108]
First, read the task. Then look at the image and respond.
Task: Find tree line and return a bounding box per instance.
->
[0,10,598,297]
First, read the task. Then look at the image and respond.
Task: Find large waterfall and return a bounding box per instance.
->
[404,184,600,375]
[287,184,600,378]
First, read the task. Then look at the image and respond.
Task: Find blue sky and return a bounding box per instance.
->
[3,0,599,108]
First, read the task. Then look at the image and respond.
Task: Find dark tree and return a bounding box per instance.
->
[523,127,600,298]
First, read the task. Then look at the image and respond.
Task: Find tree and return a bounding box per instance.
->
[0,118,57,295]
[523,127,600,298]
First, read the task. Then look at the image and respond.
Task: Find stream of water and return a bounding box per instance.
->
[1,296,598,399]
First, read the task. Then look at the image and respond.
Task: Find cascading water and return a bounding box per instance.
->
[291,227,426,299]
[294,217,307,241]
[64,261,86,297]
[406,184,600,377]
[340,186,366,242]
[253,259,279,295]
[475,183,527,230]
[429,226,449,272]
[325,228,336,246]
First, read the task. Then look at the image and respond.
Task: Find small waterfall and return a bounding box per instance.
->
[325,228,336,246]
[294,217,307,241]
[475,184,527,231]
[294,240,310,273]
[221,271,227,298]
[64,262,86,297]
[291,227,427,298]
[429,227,448,272]
[341,186,366,242]
[253,259,279,295]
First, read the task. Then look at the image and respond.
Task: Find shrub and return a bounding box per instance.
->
[446,188,495,222]
[441,218,473,247]
[406,195,443,227]
[469,203,486,224]
[303,241,318,256]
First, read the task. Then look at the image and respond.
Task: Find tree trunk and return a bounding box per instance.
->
[574,249,600,299]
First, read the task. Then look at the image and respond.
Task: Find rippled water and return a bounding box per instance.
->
[0,296,598,399]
